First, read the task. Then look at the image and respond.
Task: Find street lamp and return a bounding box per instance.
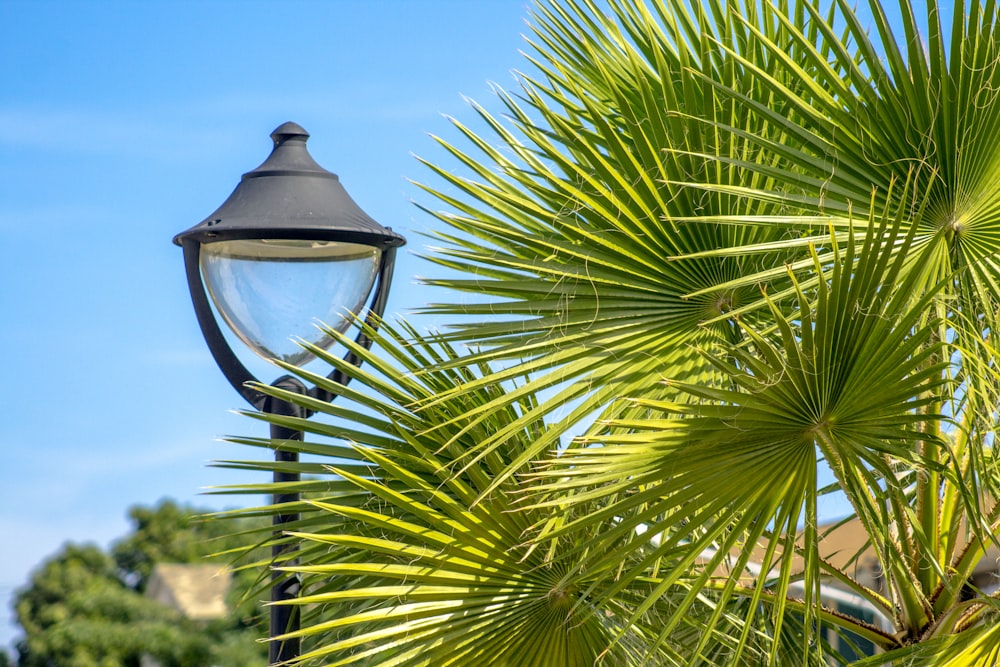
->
[174,121,405,665]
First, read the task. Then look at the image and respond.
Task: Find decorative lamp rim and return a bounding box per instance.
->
[173,225,406,248]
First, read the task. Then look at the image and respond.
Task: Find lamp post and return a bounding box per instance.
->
[174,122,405,665]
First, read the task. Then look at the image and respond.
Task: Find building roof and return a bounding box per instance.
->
[145,563,231,620]
[737,515,1000,582]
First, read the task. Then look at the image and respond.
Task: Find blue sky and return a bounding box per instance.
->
[0,0,531,650]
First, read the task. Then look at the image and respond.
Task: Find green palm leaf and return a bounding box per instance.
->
[230,323,666,665]
[411,0,821,477]
[531,213,947,663]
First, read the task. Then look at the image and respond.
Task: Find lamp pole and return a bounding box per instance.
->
[174,122,405,664]
[262,374,308,662]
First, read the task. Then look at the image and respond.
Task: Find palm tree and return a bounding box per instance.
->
[220,0,1000,664]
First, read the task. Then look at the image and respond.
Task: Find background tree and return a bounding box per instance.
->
[221,0,1000,665]
[13,501,267,667]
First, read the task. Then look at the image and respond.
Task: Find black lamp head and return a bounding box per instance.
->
[175,122,405,407]
[173,121,406,249]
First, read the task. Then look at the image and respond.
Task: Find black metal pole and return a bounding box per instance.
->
[265,376,307,665]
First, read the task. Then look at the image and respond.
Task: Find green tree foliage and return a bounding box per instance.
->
[110,500,269,628]
[113,501,218,590]
[219,0,1000,665]
[13,501,267,667]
